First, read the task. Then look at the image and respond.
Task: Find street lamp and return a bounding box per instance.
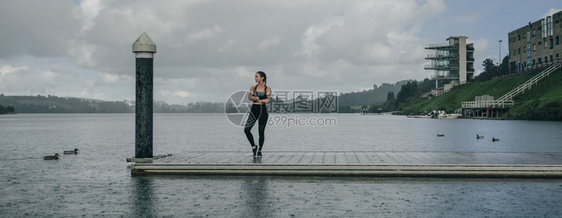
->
[498,40,502,65]
[498,40,502,74]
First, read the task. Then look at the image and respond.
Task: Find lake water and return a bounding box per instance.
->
[1,113,562,217]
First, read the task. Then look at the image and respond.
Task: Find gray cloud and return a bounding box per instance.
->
[3,0,543,104]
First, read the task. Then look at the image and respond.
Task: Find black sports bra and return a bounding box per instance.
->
[253,85,268,100]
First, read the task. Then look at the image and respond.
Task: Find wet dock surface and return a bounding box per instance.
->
[131,151,562,177]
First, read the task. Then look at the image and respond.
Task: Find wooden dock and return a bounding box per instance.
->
[130,151,562,178]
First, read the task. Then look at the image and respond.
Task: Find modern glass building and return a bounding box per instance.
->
[425,36,475,96]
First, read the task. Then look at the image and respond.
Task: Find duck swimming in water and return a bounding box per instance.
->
[43,153,60,160]
[64,148,79,154]
[492,137,500,142]
[477,135,484,139]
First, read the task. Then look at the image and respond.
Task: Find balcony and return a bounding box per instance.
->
[424,64,460,70]
[425,54,459,60]
[425,43,458,50]
[431,75,460,80]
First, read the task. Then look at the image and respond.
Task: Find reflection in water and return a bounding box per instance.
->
[241,178,271,218]
[131,176,156,217]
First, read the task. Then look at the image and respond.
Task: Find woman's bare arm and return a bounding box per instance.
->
[248,86,259,102]
[256,87,271,104]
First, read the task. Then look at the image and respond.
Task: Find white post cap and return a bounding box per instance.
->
[132,32,156,58]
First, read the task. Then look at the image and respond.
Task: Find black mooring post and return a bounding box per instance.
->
[132,32,156,159]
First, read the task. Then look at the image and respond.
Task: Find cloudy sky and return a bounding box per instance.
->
[1,0,560,104]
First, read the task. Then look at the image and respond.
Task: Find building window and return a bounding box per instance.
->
[539,58,542,64]
[557,36,560,45]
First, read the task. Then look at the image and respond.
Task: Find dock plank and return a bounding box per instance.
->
[345,152,360,164]
[260,152,283,164]
[298,153,315,164]
[286,152,306,164]
[215,152,240,163]
[227,153,254,163]
[401,152,426,164]
[363,152,381,164]
[273,152,296,164]
[311,152,325,164]
[323,152,336,164]
[366,152,384,164]
[355,152,373,164]
[375,152,399,164]
[335,152,347,164]
[189,152,225,163]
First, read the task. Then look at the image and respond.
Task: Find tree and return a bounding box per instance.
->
[387,91,395,101]
[475,58,498,82]
[483,58,497,74]
[419,78,434,93]
[396,81,420,103]
[475,56,511,82]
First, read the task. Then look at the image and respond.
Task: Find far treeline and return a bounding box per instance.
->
[0,95,225,113]
[0,104,15,114]
[338,79,434,113]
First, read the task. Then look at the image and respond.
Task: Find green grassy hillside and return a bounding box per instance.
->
[504,68,562,120]
[401,68,562,120]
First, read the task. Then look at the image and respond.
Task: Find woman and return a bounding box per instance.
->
[244,71,271,158]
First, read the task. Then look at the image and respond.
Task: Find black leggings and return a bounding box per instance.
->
[244,104,268,150]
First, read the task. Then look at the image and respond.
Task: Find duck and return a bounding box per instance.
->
[437,134,445,137]
[477,134,484,139]
[64,148,79,154]
[492,137,500,142]
[43,153,60,160]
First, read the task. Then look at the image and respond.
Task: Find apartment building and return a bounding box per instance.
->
[509,10,562,73]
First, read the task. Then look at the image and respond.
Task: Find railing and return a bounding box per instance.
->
[431,75,459,80]
[427,43,449,48]
[426,54,459,59]
[424,65,460,70]
[462,63,561,109]
[425,43,457,49]
[496,63,561,103]
[461,100,514,109]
